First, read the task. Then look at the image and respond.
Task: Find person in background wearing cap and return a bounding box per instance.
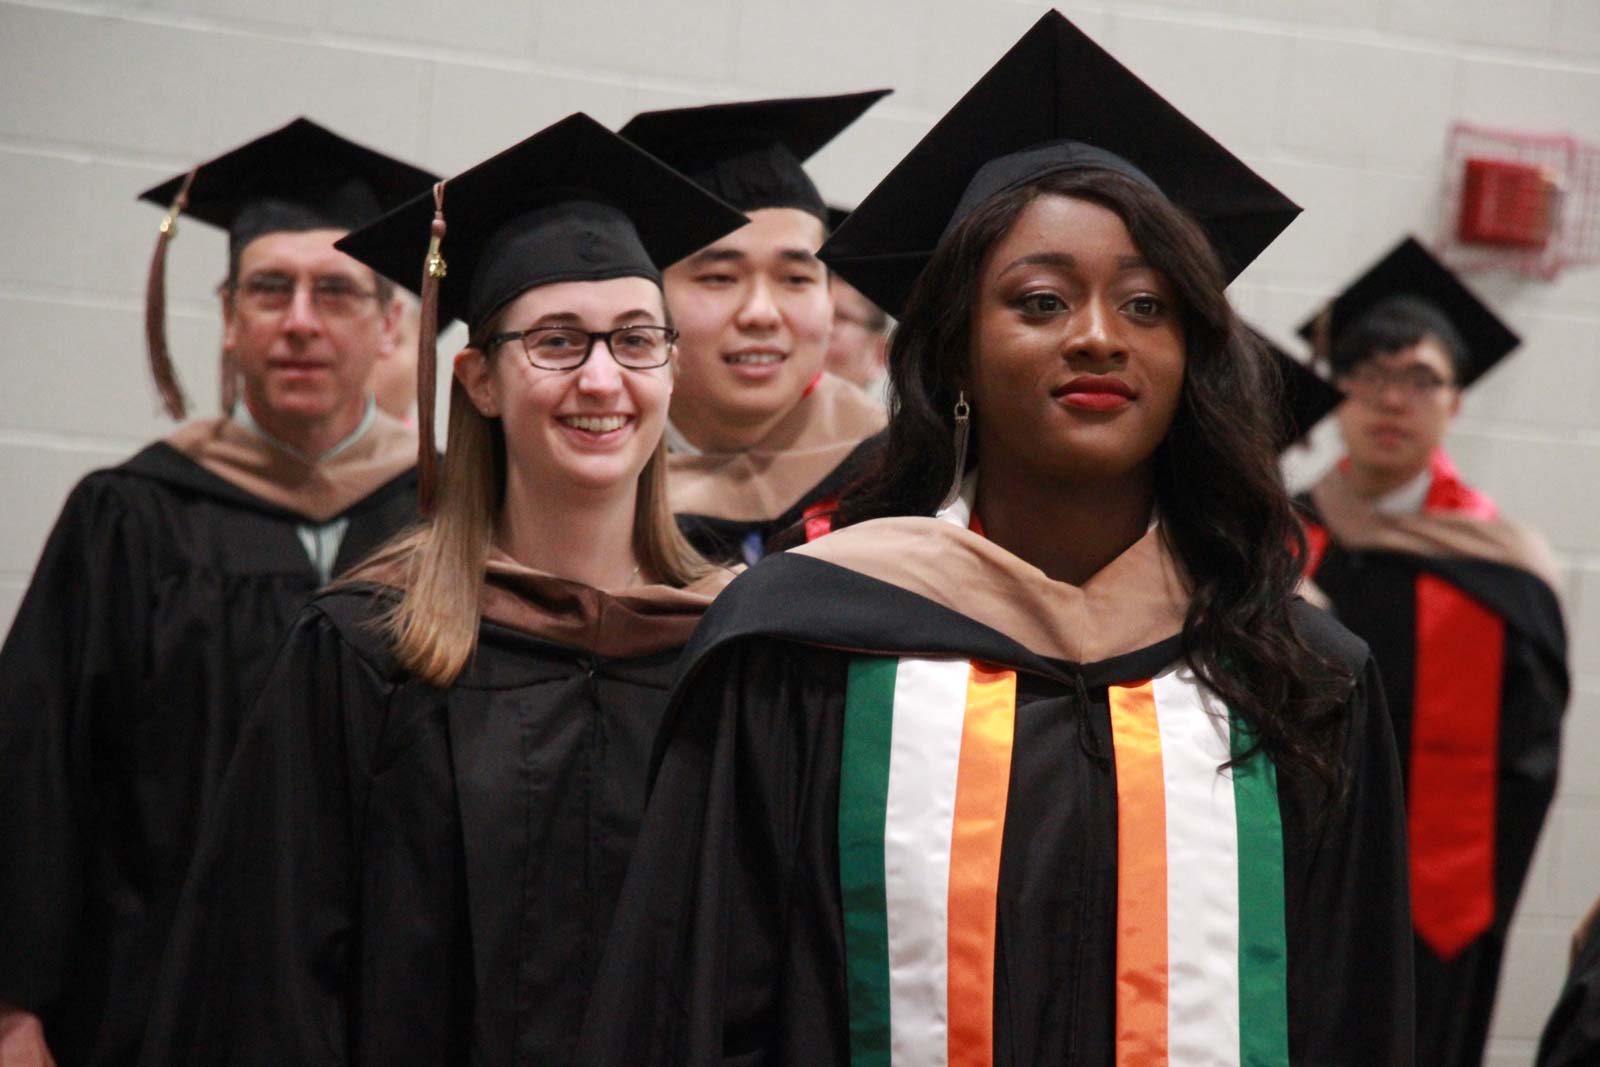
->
[619,92,891,565]
[1294,237,1569,1067]
[0,119,434,1067]
[581,13,1411,1066]
[138,114,744,1066]
[824,206,894,406]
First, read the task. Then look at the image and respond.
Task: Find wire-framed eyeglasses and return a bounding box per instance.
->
[1338,363,1454,403]
[485,325,678,371]
[231,273,382,318]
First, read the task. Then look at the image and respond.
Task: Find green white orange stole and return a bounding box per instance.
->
[837,490,1290,1066]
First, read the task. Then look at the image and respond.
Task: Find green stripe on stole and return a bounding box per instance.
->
[1230,711,1290,1065]
[840,656,897,1065]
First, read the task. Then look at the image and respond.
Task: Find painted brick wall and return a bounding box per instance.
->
[1,1,1595,1059]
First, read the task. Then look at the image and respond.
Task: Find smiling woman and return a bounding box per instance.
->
[139,114,751,1066]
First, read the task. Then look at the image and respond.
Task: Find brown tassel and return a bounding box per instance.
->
[144,169,197,421]
[415,180,448,514]
[219,346,239,416]
[1310,305,1333,372]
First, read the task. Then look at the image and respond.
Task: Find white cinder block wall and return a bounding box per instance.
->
[1,0,1595,1059]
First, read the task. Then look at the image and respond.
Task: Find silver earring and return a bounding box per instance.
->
[939,390,971,511]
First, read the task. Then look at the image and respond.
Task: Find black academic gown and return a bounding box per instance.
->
[1538,904,1600,1066]
[579,517,1414,1065]
[1297,461,1568,1067]
[669,373,886,564]
[0,415,417,1067]
[138,557,732,1066]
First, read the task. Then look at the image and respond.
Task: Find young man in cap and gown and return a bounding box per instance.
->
[1294,237,1569,1067]
[619,92,891,564]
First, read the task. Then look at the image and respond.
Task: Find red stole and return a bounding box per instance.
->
[1409,450,1505,959]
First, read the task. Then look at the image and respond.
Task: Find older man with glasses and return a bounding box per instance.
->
[0,119,435,1067]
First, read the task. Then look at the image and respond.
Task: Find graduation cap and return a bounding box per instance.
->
[1249,327,1345,450]
[1295,236,1521,389]
[826,204,852,233]
[818,11,1300,316]
[335,112,749,511]
[618,90,891,223]
[139,118,438,420]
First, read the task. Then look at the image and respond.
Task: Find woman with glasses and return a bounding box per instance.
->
[140,114,747,1066]
[582,15,1412,1065]
[1295,237,1568,1067]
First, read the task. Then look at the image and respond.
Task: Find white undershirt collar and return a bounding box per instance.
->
[1373,467,1432,516]
[233,394,377,465]
[662,418,702,457]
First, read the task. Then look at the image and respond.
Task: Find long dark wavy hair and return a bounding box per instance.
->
[835,167,1354,785]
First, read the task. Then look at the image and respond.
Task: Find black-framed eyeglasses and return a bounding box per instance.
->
[485,325,678,371]
[1339,364,1454,402]
[231,273,382,318]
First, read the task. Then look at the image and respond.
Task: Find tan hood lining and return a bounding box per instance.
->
[667,373,885,522]
[792,517,1190,665]
[1308,470,1561,593]
[164,410,417,523]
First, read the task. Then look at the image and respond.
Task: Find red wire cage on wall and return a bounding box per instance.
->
[1438,121,1600,280]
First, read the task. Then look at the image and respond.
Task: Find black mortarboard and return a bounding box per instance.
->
[826,204,852,233]
[1294,236,1521,389]
[618,91,891,223]
[138,118,438,420]
[335,112,748,511]
[141,118,439,257]
[819,11,1300,316]
[1249,327,1344,450]
[337,112,748,329]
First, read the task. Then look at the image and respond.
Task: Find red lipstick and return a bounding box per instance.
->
[1054,374,1136,413]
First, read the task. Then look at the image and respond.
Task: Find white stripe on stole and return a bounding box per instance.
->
[884,657,972,1066]
[1152,666,1242,1066]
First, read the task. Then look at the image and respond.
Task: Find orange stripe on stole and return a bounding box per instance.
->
[946,662,1016,1067]
[1109,681,1169,1066]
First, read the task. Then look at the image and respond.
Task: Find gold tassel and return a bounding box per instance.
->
[144,169,197,420]
[416,180,448,514]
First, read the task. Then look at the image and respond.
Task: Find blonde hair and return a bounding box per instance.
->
[359,343,710,688]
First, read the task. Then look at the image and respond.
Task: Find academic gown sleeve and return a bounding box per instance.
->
[1497,605,1569,924]
[579,638,851,1067]
[1538,906,1600,1066]
[139,600,394,1066]
[0,476,150,1016]
[1282,643,1416,1064]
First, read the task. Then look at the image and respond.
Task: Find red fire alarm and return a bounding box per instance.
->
[1457,157,1560,249]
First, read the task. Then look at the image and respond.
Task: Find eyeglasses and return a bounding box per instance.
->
[485,325,678,372]
[232,273,382,318]
[833,309,883,333]
[1339,364,1454,403]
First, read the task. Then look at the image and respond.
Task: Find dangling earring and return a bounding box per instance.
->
[939,389,971,511]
